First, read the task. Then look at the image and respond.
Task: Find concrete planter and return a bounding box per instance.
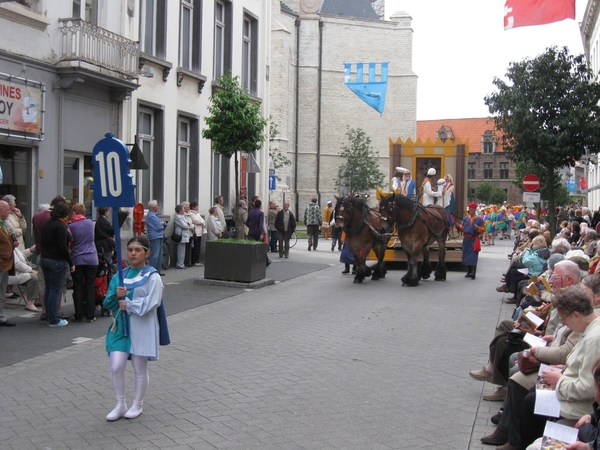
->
[204,240,267,282]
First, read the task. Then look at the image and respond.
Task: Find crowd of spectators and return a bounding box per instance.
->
[470,206,600,450]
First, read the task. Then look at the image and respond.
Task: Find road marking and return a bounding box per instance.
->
[72,337,93,345]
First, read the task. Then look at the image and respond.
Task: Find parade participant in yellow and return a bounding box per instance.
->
[322,201,333,240]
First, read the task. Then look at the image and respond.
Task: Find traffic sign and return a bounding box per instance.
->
[523,192,540,203]
[522,174,540,192]
[268,174,276,191]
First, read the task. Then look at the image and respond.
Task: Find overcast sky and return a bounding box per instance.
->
[384,0,587,120]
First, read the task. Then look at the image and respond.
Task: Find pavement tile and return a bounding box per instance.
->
[0,240,519,449]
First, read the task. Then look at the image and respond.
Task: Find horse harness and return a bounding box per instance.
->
[337,198,390,243]
[386,195,448,239]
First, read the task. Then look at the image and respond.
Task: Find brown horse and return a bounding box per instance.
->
[379,193,449,286]
[334,194,391,284]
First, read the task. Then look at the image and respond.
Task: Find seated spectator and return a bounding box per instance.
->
[498,285,600,450]
[497,236,550,296]
[9,245,40,313]
[583,229,599,258]
[471,261,582,402]
[571,221,582,246]
[481,272,600,448]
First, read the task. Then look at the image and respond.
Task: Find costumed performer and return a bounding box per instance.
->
[457,202,485,280]
[104,235,169,421]
[391,167,407,194]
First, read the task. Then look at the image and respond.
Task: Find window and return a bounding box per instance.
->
[138,107,166,207]
[178,118,190,203]
[214,0,232,79]
[180,1,193,69]
[140,0,167,58]
[468,162,476,179]
[499,162,509,179]
[484,162,493,179]
[179,0,202,71]
[212,153,230,213]
[482,130,496,154]
[73,0,98,24]
[242,13,258,94]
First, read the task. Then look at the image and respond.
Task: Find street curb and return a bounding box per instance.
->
[193,277,276,289]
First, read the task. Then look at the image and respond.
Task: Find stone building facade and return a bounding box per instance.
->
[270,0,417,216]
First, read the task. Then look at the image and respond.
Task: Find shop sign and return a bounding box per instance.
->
[0,73,44,140]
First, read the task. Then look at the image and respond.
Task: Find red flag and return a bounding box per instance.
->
[504,0,575,30]
[580,176,587,191]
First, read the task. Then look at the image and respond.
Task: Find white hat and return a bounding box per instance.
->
[427,168,436,176]
[437,178,446,186]
[395,166,408,173]
[327,200,332,205]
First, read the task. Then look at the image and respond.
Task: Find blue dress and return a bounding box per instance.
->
[461,215,485,265]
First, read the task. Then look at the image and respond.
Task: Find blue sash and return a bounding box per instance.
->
[124,266,171,346]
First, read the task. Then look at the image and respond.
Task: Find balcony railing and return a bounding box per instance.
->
[58,18,139,80]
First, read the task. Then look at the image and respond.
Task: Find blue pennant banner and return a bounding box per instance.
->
[344,62,388,115]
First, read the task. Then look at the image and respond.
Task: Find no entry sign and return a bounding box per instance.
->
[523,174,540,192]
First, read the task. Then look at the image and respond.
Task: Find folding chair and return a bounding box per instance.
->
[5,283,26,309]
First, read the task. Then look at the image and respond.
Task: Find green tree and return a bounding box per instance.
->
[336,127,384,194]
[268,120,291,182]
[485,46,600,235]
[489,187,507,205]
[202,72,268,207]
[474,183,493,204]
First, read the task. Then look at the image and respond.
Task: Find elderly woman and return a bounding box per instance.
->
[9,246,40,312]
[497,235,550,295]
[583,228,599,258]
[2,194,27,252]
[173,204,192,270]
[206,207,223,241]
[69,203,99,323]
[508,285,600,449]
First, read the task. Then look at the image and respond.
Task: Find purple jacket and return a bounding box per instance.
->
[246,208,264,239]
[69,218,99,266]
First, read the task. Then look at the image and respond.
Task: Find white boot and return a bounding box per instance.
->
[106,401,127,421]
[124,401,143,419]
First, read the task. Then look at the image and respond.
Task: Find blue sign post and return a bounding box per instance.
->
[92,133,136,335]
[269,169,276,191]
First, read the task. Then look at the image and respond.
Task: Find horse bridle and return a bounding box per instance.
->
[384,194,419,231]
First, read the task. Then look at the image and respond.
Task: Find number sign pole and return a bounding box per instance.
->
[92,133,136,336]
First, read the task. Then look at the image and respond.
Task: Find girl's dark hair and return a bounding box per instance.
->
[51,202,70,219]
[190,201,198,209]
[97,207,109,216]
[127,235,150,250]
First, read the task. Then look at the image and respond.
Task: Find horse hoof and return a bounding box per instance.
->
[434,276,446,281]
[422,274,430,280]
[353,278,363,284]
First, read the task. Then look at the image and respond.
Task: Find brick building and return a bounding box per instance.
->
[417,118,522,205]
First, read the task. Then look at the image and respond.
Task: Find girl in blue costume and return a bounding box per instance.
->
[104,235,164,421]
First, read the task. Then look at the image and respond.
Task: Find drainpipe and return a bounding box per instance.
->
[316,20,323,205]
[294,18,301,218]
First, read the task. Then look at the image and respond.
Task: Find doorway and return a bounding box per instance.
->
[63,152,94,219]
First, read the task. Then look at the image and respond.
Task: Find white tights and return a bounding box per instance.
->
[109,351,149,409]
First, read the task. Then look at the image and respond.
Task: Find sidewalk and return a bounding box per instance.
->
[1,238,515,449]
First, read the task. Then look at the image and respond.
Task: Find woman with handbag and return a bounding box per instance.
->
[173,204,192,270]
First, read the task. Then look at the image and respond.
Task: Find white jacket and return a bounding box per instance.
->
[9,248,35,286]
[421,179,441,206]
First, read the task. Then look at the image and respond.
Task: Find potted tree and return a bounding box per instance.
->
[202,72,269,282]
